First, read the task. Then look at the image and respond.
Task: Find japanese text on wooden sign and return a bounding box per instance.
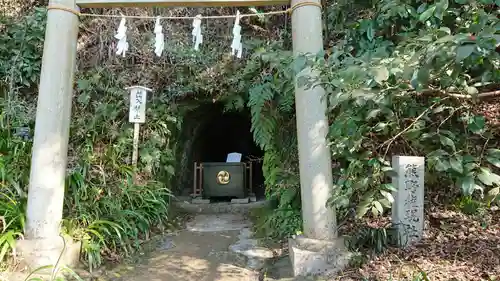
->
[128,87,148,123]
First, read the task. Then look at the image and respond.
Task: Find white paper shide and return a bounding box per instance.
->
[231,11,243,58]
[109,13,252,58]
[153,17,165,57]
[115,17,129,57]
[192,14,203,51]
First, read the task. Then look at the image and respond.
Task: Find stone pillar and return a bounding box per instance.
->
[18,0,80,269]
[288,0,352,278]
[391,156,425,247]
[291,0,336,241]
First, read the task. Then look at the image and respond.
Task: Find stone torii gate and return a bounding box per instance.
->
[21,0,342,276]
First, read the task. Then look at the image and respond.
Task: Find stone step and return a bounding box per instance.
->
[172,196,269,215]
[228,228,276,270]
[186,214,251,232]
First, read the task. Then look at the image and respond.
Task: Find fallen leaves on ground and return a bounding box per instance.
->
[337,205,499,281]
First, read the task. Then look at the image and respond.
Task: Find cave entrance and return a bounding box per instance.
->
[188,102,265,199]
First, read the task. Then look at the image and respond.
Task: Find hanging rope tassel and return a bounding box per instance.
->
[114,17,129,57]
[192,14,203,51]
[153,17,165,57]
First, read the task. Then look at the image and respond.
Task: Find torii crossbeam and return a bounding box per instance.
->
[21,0,336,275]
[75,0,288,7]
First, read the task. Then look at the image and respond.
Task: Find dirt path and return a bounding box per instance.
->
[104,232,259,281]
[4,214,299,281]
[99,214,266,281]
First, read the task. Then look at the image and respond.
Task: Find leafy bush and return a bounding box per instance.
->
[314,0,500,218]
[250,0,500,240]
[238,49,302,240]
[345,224,395,254]
[63,70,178,270]
[0,9,178,269]
[0,10,43,265]
[0,101,31,263]
[0,7,45,90]
[1,85,176,269]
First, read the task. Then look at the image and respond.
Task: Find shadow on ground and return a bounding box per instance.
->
[101,230,259,281]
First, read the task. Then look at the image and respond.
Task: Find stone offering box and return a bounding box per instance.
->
[193,161,253,199]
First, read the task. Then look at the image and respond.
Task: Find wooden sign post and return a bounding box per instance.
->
[126,86,152,175]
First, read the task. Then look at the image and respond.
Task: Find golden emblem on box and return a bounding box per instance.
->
[216,170,230,185]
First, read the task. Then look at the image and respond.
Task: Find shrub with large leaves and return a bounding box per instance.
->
[0,10,179,269]
[312,0,500,217]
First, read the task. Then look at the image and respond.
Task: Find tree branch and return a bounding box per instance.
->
[379,101,441,159]
[420,89,500,99]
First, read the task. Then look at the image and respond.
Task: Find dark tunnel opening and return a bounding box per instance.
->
[190,103,265,199]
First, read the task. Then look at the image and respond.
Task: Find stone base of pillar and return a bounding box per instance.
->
[15,235,81,272]
[288,235,352,278]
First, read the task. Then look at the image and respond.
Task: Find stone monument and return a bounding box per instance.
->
[391,156,425,247]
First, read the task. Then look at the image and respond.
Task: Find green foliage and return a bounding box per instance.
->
[230,0,500,241]
[63,69,177,270]
[346,224,395,254]
[0,9,179,269]
[455,195,485,215]
[311,0,500,218]
[0,7,45,90]
[0,85,176,270]
[1,0,499,264]
[251,203,302,240]
[242,49,303,240]
[0,102,30,263]
[251,0,500,241]
[0,16,41,262]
